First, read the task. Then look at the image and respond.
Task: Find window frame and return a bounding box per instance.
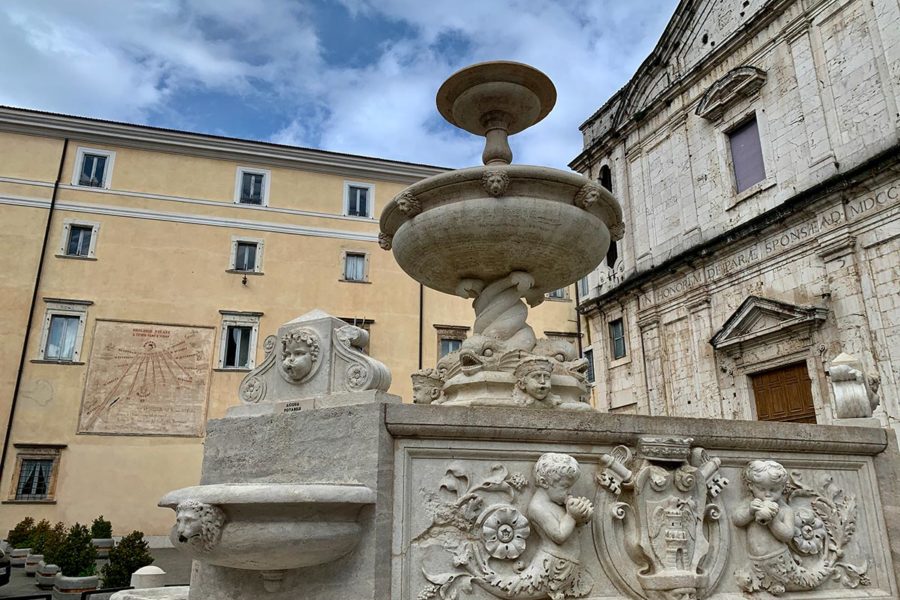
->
[58,219,100,260]
[434,324,469,363]
[233,167,271,207]
[36,299,91,363]
[583,348,595,384]
[218,311,261,370]
[716,109,775,206]
[72,147,116,189]
[6,445,64,504]
[545,287,569,301]
[228,236,264,274]
[341,250,370,283]
[578,276,590,298]
[608,317,628,362]
[343,181,374,218]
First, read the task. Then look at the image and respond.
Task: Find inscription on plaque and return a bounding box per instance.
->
[78,321,214,436]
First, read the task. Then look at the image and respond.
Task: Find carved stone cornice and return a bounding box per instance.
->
[695,66,767,121]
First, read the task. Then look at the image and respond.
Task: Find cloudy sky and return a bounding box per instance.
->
[0,1,678,169]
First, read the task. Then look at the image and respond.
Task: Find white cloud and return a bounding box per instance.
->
[0,0,678,168]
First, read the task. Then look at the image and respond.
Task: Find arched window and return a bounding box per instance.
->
[599,165,612,192]
[606,240,618,268]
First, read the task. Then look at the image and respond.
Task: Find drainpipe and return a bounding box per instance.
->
[418,283,424,369]
[574,281,584,356]
[0,138,69,483]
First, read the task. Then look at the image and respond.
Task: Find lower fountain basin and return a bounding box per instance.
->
[159,483,375,571]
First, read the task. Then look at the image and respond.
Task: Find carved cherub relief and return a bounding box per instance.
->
[278,327,320,383]
[732,459,869,595]
[418,453,594,600]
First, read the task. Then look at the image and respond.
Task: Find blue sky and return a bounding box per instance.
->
[0,1,679,169]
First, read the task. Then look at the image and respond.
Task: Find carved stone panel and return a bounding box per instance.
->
[393,439,896,600]
[78,320,214,436]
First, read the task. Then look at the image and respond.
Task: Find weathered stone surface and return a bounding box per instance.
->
[110,588,188,600]
[130,566,166,589]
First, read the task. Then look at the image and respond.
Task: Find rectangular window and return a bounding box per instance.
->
[234,242,258,272]
[219,312,260,369]
[609,318,626,360]
[223,325,252,368]
[343,252,367,282]
[440,338,462,357]
[547,288,566,299]
[66,225,93,257]
[240,172,265,204]
[344,182,373,217]
[45,315,80,361]
[15,458,54,501]
[72,147,115,189]
[79,154,107,187]
[578,277,589,297]
[584,348,595,383]
[729,116,766,193]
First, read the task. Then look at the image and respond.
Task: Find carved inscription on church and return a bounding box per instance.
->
[78,321,214,436]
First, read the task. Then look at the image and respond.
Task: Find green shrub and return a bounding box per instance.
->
[90,515,112,539]
[55,523,97,577]
[101,531,153,588]
[28,519,53,554]
[7,517,35,549]
[41,522,67,566]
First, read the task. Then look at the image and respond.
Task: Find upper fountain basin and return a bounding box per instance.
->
[379,164,624,297]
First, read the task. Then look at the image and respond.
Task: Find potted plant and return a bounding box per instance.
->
[24,519,52,576]
[36,522,66,589]
[100,530,154,588]
[52,523,98,599]
[7,516,35,567]
[90,515,114,559]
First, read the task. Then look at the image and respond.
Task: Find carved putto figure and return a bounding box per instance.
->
[732,459,869,595]
[418,453,594,600]
[171,499,226,552]
[279,327,320,382]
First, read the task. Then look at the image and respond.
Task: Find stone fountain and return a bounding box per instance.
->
[121,63,900,600]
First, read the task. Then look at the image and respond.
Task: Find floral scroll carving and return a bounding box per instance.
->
[732,459,869,595]
[416,453,594,600]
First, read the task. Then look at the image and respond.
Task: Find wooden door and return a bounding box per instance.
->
[750,362,817,423]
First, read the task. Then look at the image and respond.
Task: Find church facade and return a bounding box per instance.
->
[573,0,900,435]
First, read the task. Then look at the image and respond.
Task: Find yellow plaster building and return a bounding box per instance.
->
[0,107,581,538]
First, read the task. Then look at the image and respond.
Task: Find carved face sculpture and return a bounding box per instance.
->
[482,170,509,197]
[175,505,204,544]
[459,335,509,376]
[743,460,788,503]
[534,453,580,504]
[522,370,552,400]
[412,381,441,404]
[280,329,320,382]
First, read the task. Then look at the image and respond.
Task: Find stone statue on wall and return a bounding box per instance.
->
[412,368,443,405]
[732,459,869,594]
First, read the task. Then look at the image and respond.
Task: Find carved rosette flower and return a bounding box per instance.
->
[481,506,530,560]
[792,507,826,555]
[378,232,393,251]
[239,375,265,404]
[481,169,510,197]
[574,181,601,209]
[347,364,368,389]
[395,191,421,216]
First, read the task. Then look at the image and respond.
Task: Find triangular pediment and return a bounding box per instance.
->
[710,296,828,349]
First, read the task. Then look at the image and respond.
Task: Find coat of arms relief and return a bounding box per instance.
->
[405,436,872,600]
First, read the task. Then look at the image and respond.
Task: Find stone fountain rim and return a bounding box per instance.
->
[158,482,376,508]
[379,164,624,239]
